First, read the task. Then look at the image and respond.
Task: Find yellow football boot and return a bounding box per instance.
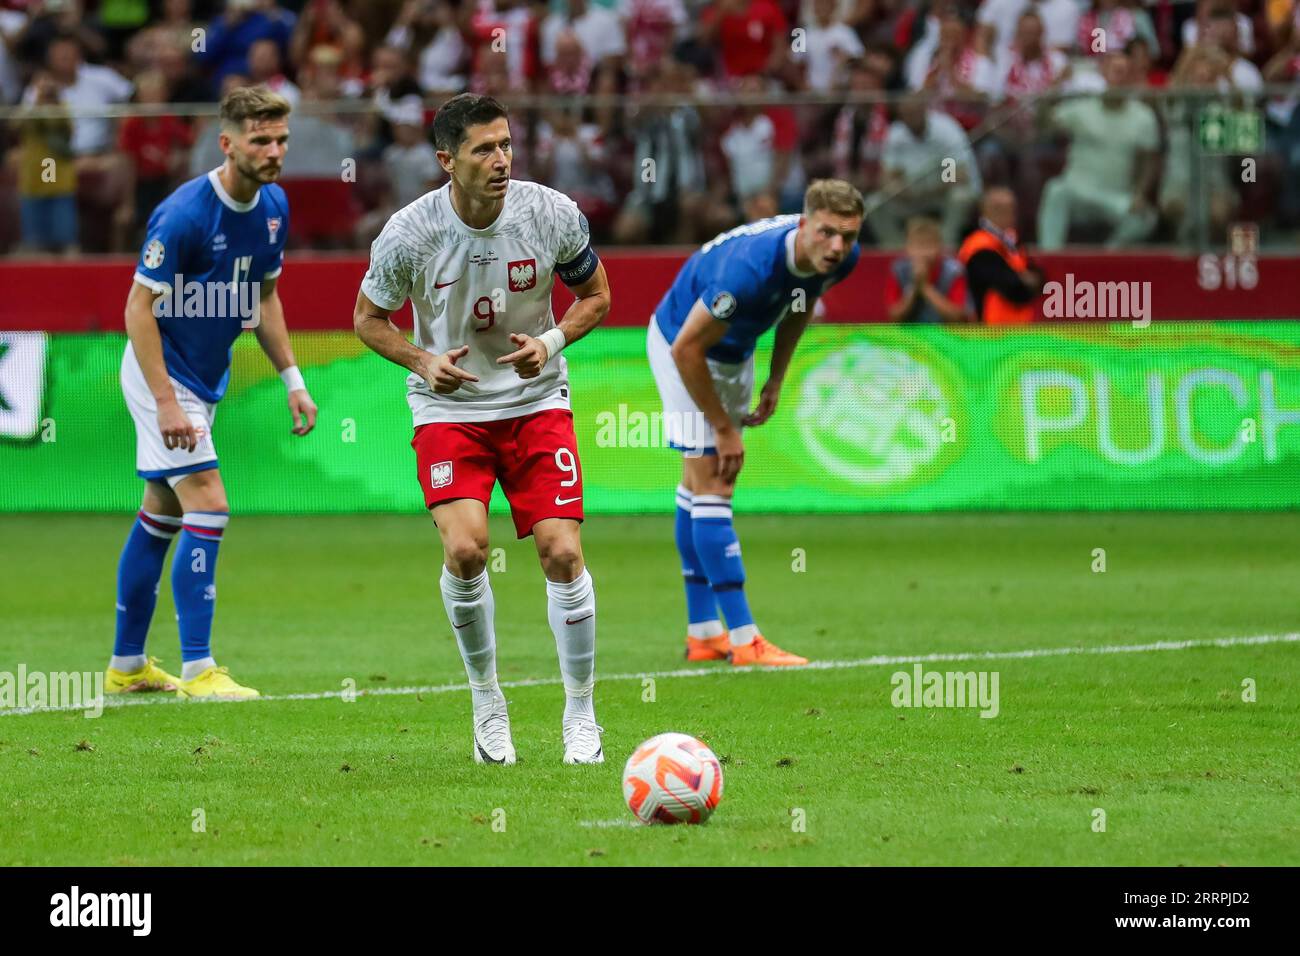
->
[176,666,260,700]
[104,657,181,694]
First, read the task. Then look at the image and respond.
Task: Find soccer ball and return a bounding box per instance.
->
[622,732,723,825]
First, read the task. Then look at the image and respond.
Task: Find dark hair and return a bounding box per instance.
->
[432,93,508,154]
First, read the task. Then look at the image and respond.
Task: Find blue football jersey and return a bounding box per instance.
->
[653,215,861,363]
[133,169,290,403]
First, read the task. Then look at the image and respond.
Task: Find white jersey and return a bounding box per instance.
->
[361,179,594,424]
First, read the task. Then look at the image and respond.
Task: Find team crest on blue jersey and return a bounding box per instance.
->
[213,233,227,252]
[266,217,282,243]
[710,291,737,320]
[143,239,165,269]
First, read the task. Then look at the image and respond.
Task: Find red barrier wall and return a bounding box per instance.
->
[1,250,1295,331]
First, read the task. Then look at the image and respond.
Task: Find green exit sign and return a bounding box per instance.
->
[1199,106,1262,153]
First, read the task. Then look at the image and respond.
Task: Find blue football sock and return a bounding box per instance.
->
[172,511,229,663]
[690,495,755,631]
[675,485,721,631]
[113,510,182,658]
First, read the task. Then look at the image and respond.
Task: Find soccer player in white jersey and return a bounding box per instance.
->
[353,94,611,765]
[648,180,864,666]
[107,86,317,701]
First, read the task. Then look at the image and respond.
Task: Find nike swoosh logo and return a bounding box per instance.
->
[453,618,477,629]
[554,495,582,506]
[565,613,593,625]
[434,276,462,289]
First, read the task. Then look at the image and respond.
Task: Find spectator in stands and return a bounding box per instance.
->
[467,0,541,93]
[23,34,133,157]
[916,11,990,130]
[1075,0,1158,59]
[118,70,195,244]
[1183,0,1255,57]
[152,0,200,55]
[1161,44,1238,241]
[385,0,465,95]
[248,37,301,107]
[15,0,108,69]
[155,37,212,103]
[16,71,78,254]
[1204,8,1264,91]
[196,0,295,91]
[974,10,1071,194]
[796,0,865,93]
[622,0,687,83]
[824,53,893,192]
[720,75,785,220]
[867,92,981,247]
[1037,50,1160,249]
[613,60,714,242]
[1264,19,1300,224]
[1125,35,1165,86]
[535,105,619,229]
[885,216,971,322]
[546,28,594,94]
[542,0,626,72]
[974,0,1079,59]
[355,93,441,245]
[290,0,366,88]
[979,10,1071,106]
[699,0,789,81]
[958,186,1043,324]
[900,0,960,90]
[0,6,28,105]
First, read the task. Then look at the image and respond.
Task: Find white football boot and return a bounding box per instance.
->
[562,715,605,764]
[472,691,517,765]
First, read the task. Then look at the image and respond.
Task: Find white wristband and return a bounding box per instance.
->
[280,365,306,393]
[539,328,567,362]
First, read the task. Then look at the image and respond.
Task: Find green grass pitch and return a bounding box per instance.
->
[1,512,1298,866]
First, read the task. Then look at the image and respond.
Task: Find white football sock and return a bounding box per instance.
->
[687,621,725,639]
[730,624,759,647]
[109,654,147,673]
[440,566,499,709]
[546,568,596,716]
[182,656,216,681]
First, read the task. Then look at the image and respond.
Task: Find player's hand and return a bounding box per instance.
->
[288,389,317,436]
[497,333,548,380]
[742,380,780,427]
[714,425,744,482]
[422,346,479,394]
[157,400,197,453]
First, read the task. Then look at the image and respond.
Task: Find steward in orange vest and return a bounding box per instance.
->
[958,209,1044,324]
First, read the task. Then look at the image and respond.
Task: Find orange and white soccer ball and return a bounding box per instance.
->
[622,732,724,825]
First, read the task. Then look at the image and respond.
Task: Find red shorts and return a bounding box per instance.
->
[412,408,585,538]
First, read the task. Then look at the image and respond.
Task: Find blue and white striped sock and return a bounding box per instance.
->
[690,494,756,636]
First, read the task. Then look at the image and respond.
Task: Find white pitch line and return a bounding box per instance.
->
[2,632,1296,719]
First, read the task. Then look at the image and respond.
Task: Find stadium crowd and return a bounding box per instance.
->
[2,0,1298,254]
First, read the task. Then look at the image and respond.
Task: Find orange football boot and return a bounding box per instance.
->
[685,633,731,661]
[729,635,808,667]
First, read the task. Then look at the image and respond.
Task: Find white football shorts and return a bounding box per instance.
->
[121,341,219,486]
[646,314,755,456]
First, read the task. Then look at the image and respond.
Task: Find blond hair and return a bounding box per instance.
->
[219,85,292,132]
[804,179,865,219]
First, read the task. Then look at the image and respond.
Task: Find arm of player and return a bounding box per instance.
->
[253,276,317,436]
[744,307,812,428]
[352,290,480,394]
[497,261,611,379]
[124,280,199,453]
[670,299,745,481]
